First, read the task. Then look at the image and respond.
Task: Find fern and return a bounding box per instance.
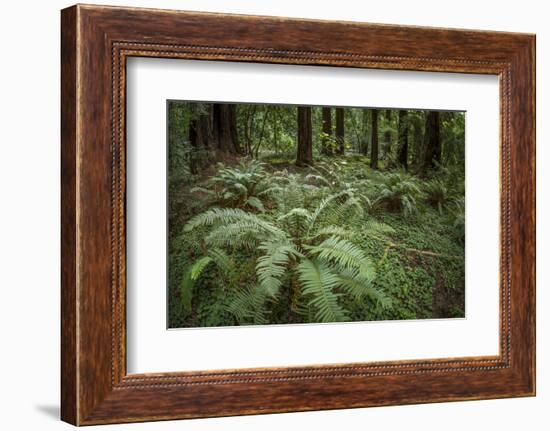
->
[179,269,194,314]
[310,226,355,240]
[205,221,268,249]
[256,240,301,297]
[190,256,212,280]
[226,285,270,325]
[185,208,285,238]
[297,259,348,322]
[307,190,350,235]
[307,236,374,276]
[372,172,423,216]
[335,268,389,307]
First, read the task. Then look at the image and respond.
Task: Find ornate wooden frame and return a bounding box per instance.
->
[61,4,536,425]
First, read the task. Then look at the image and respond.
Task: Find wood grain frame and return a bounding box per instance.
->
[61,4,536,426]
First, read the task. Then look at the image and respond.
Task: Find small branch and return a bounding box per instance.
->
[386,241,463,260]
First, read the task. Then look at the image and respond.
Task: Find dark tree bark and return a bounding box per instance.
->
[212,103,241,155]
[412,114,424,168]
[397,109,409,170]
[370,109,379,169]
[242,105,257,156]
[296,106,313,166]
[422,111,441,172]
[188,106,211,174]
[321,107,333,156]
[335,107,345,155]
[384,109,392,157]
[361,109,369,155]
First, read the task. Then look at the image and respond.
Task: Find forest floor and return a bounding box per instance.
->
[168,155,465,328]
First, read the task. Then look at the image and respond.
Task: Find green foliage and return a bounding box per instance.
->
[176,160,401,326]
[423,179,450,214]
[297,259,348,322]
[167,102,466,328]
[372,172,423,216]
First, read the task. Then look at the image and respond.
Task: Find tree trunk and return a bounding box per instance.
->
[361,109,369,155]
[397,110,409,170]
[321,107,333,156]
[243,105,257,156]
[384,109,392,157]
[370,109,379,169]
[296,106,313,166]
[413,115,424,168]
[188,106,211,174]
[335,107,345,155]
[212,103,241,155]
[422,111,441,172]
[253,107,270,158]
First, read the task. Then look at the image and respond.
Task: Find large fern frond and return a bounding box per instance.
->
[362,219,395,237]
[307,190,349,235]
[190,256,212,280]
[296,259,348,323]
[204,221,266,249]
[306,236,374,276]
[225,285,270,325]
[256,240,301,297]
[184,208,285,238]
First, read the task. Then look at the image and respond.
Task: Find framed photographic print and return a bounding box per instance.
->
[61,4,535,425]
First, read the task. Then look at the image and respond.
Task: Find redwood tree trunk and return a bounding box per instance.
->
[422,111,441,172]
[361,109,369,155]
[370,109,379,169]
[384,110,392,154]
[188,107,211,174]
[212,103,240,155]
[397,109,409,170]
[335,107,345,155]
[321,107,333,156]
[296,106,313,166]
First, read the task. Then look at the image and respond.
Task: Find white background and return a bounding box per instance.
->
[127,59,500,373]
[0,0,547,430]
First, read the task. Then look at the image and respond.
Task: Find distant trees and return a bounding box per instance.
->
[296,106,313,166]
[179,101,458,175]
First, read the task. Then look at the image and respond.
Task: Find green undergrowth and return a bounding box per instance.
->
[168,156,465,328]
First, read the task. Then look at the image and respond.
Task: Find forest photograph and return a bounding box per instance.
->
[167,101,466,329]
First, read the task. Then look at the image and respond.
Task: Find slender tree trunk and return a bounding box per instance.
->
[253,107,270,158]
[361,109,370,155]
[384,109,393,158]
[370,109,379,169]
[397,110,409,170]
[335,107,345,155]
[188,106,211,174]
[296,106,313,166]
[413,115,424,168]
[422,111,441,172]
[212,103,241,155]
[321,107,333,156]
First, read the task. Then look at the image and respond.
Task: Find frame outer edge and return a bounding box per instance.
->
[61,4,536,425]
[507,34,536,396]
[61,4,79,426]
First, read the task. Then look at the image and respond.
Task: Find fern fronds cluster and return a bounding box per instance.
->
[173,156,464,327]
